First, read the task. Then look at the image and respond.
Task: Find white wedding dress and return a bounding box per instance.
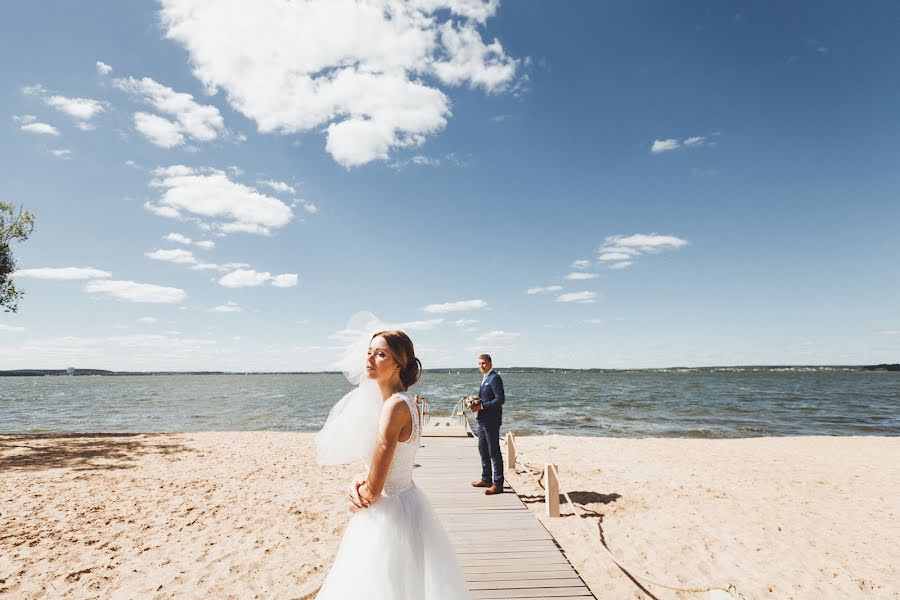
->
[316,391,471,599]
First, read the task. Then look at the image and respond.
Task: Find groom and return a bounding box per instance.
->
[470,354,505,495]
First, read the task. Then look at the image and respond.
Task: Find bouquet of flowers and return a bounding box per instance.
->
[461,395,480,409]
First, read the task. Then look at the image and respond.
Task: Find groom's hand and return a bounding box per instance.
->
[470,402,483,413]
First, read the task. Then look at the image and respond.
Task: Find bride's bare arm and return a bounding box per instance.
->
[358,396,411,505]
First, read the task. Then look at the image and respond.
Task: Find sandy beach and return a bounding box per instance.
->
[508,435,899,599]
[1,432,898,599]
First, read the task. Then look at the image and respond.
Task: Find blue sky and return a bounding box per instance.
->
[1,0,898,370]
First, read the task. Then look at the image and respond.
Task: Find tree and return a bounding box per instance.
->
[1,201,36,313]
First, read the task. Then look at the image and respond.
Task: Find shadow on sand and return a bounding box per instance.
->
[518,490,622,508]
[0,433,195,472]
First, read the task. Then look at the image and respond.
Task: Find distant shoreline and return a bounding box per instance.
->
[1,364,897,377]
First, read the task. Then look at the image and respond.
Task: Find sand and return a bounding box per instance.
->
[507,435,899,599]
[0,433,354,599]
[1,432,897,599]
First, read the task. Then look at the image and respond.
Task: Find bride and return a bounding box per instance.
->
[315,327,471,599]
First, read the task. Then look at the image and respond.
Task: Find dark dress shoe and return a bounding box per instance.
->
[484,485,503,495]
[471,480,490,488]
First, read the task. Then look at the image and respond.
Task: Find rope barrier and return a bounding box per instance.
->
[508,442,742,599]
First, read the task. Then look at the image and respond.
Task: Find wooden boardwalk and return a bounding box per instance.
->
[416,435,595,599]
[422,416,472,437]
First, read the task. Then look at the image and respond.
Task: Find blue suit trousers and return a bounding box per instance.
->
[476,420,504,487]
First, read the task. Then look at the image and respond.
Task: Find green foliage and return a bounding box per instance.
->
[0,201,36,313]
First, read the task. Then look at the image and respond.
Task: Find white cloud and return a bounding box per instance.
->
[598,233,688,269]
[411,155,440,166]
[422,298,488,313]
[145,248,198,265]
[652,135,711,154]
[218,269,272,288]
[651,138,679,154]
[137,317,158,324]
[259,179,296,194]
[50,149,72,159]
[585,318,604,324]
[158,0,518,167]
[22,85,106,128]
[218,269,299,289]
[125,159,138,168]
[164,233,192,245]
[115,76,226,145]
[603,233,688,253]
[134,112,185,148]
[301,202,318,214]
[526,285,563,295]
[609,261,633,270]
[597,251,635,261]
[0,324,26,332]
[146,165,293,236]
[212,301,243,313]
[96,61,113,76]
[21,122,60,136]
[14,267,111,280]
[570,259,591,270]
[452,318,478,327]
[0,334,217,366]
[563,272,598,281]
[432,21,518,93]
[44,94,107,122]
[393,318,443,331]
[143,201,181,219]
[164,232,215,250]
[271,273,299,288]
[476,330,520,344]
[13,114,36,124]
[191,261,250,273]
[556,291,597,304]
[408,0,500,23]
[85,280,187,304]
[21,84,46,96]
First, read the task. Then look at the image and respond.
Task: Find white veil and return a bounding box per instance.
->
[315,312,387,465]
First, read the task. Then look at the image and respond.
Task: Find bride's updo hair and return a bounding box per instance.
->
[372,329,422,390]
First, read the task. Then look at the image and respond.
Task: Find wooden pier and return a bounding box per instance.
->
[421,416,473,437]
[416,433,596,599]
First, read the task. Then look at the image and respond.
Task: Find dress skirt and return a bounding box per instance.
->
[316,483,471,599]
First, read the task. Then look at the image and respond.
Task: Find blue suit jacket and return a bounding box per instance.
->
[477,371,505,426]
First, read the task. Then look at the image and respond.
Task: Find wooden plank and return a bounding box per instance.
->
[471,588,595,599]
[415,437,595,599]
[421,417,470,437]
[468,578,587,590]
[466,571,582,582]
[463,564,576,575]
[458,557,570,567]
[455,544,561,553]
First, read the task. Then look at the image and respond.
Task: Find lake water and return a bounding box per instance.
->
[1,368,898,437]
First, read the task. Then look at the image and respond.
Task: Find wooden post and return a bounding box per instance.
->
[545,463,559,518]
[506,432,516,470]
[421,397,429,427]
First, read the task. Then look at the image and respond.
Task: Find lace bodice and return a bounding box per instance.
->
[380,392,420,496]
